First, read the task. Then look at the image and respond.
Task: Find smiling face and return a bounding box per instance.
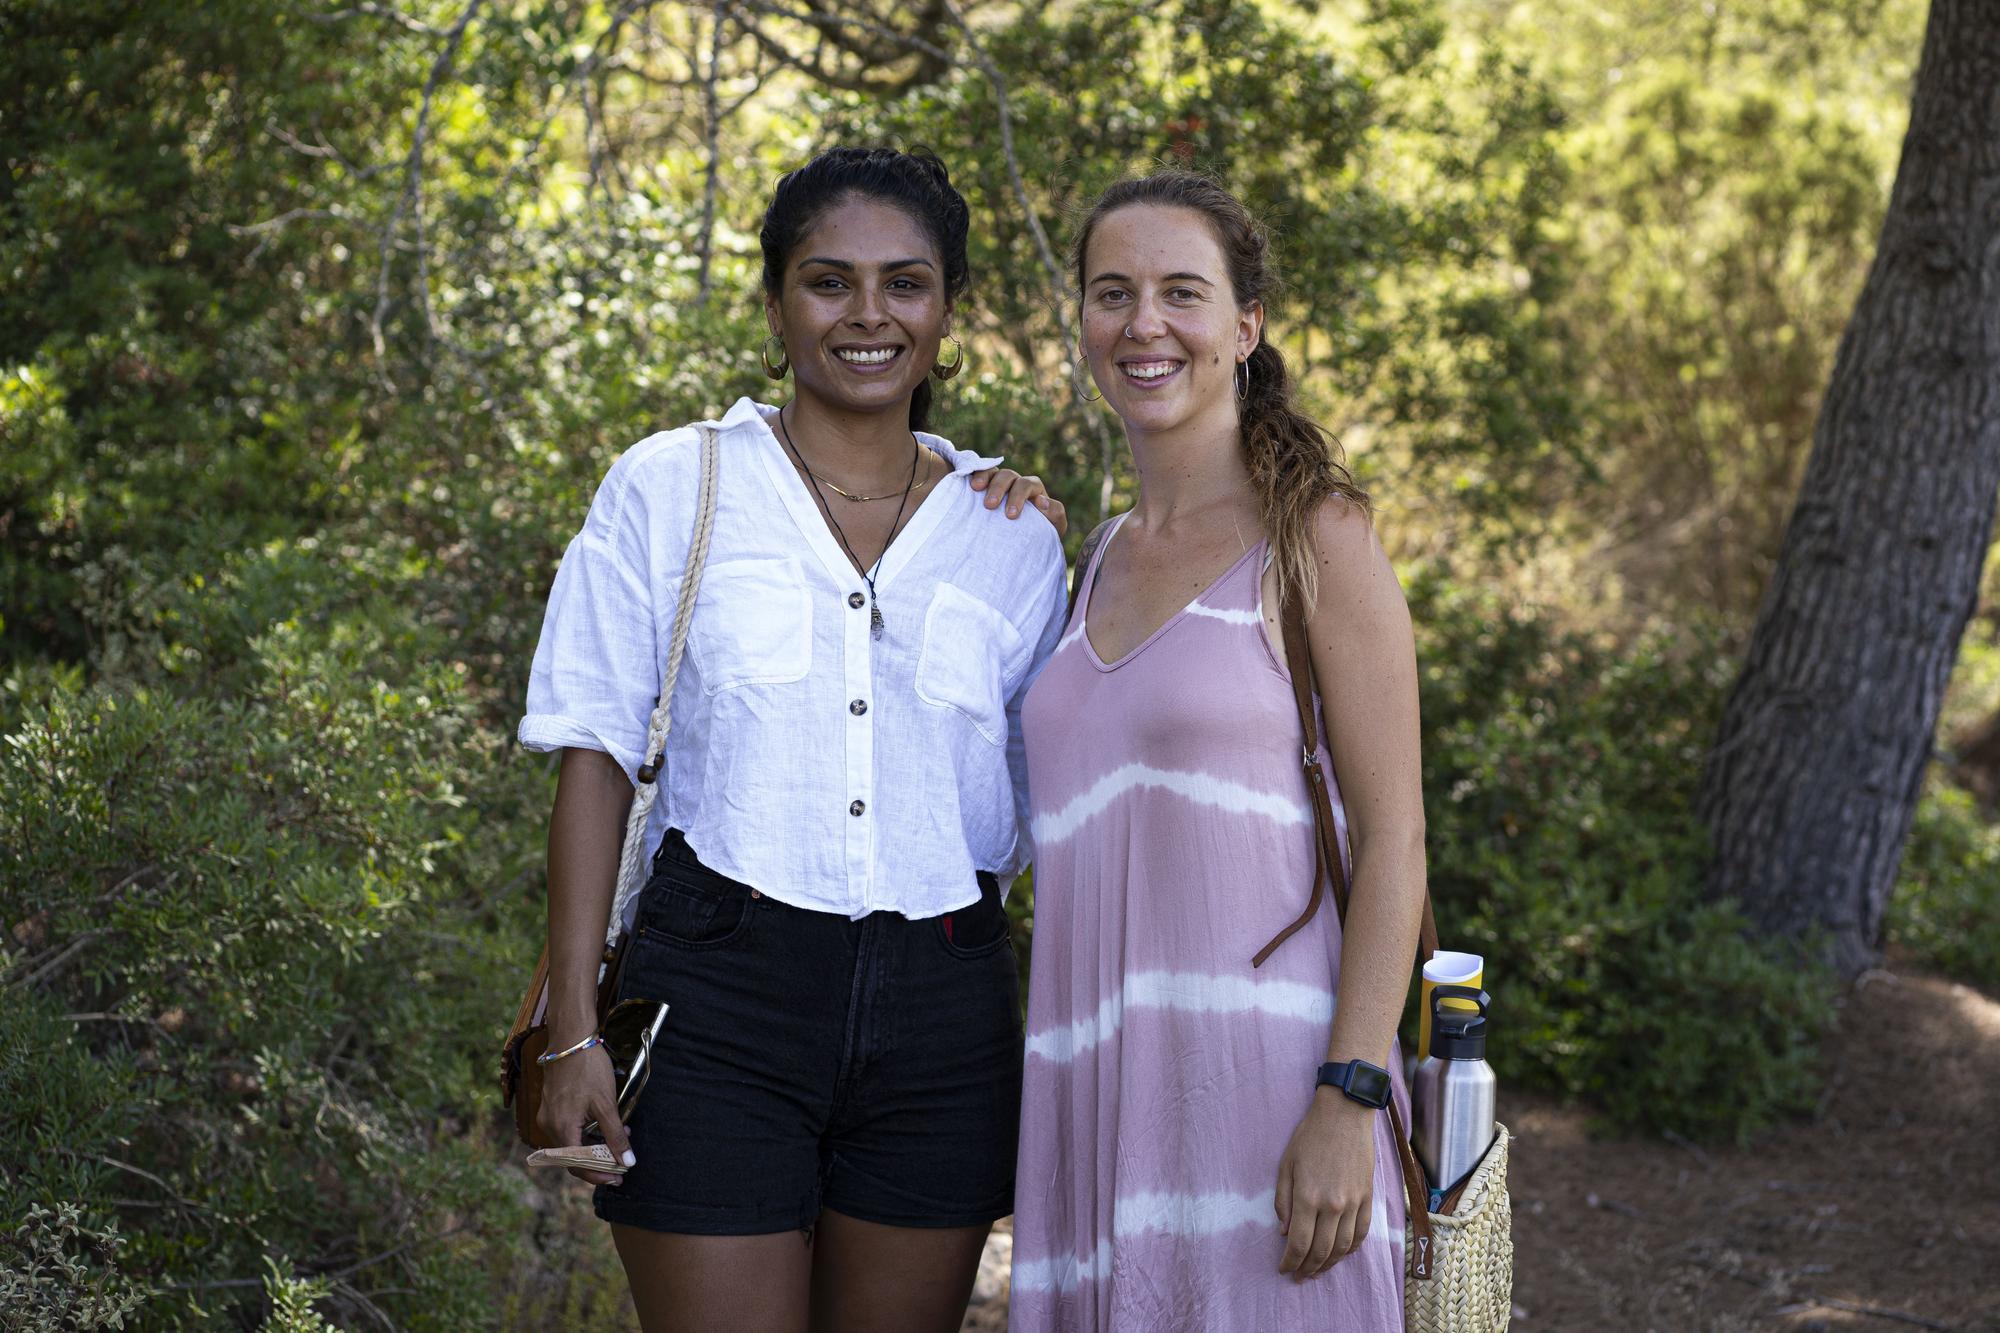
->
[765,194,949,418]
[1079,204,1262,440]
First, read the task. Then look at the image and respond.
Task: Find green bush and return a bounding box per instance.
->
[0,1203,150,1332]
[0,608,562,1328]
[1889,775,2000,990]
[1411,567,1831,1142]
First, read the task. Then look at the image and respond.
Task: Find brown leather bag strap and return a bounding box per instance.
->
[1390,1097,1438,1276]
[1254,583,1440,965]
[1259,581,1444,1277]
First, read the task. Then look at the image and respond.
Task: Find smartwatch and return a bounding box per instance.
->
[1316,1058,1392,1109]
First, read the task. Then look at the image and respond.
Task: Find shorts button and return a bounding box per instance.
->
[849,799,866,817]
[848,592,866,609]
[850,699,867,715]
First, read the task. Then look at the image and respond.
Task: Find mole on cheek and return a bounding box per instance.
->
[1212,353,1220,364]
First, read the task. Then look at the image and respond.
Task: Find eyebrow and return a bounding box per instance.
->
[1087,270,1215,287]
[798,256,937,272]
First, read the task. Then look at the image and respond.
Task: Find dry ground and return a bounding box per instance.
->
[964,965,2000,1332]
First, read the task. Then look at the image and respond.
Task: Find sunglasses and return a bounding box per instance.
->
[583,997,670,1139]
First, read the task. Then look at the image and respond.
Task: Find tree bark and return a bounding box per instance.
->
[1697,0,2000,979]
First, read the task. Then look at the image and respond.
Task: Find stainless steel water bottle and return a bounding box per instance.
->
[1411,985,1497,1209]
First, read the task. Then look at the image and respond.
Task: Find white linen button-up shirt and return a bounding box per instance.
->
[519,396,1069,920]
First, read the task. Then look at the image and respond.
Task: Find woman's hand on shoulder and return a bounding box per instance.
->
[969,467,1067,537]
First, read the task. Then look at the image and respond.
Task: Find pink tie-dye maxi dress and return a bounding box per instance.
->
[1011,518,1408,1332]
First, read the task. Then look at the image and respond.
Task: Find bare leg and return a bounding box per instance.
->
[806,1208,992,1333]
[612,1225,812,1333]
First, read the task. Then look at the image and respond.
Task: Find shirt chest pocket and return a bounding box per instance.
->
[916,583,1021,747]
[688,558,813,693]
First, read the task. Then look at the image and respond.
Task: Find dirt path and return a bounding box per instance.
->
[1511,968,1999,1332]
[964,967,2000,1332]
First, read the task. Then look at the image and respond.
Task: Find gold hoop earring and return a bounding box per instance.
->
[762,333,790,381]
[1072,358,1102,403]
[932,336,965,381]
[1235,360,1249,401]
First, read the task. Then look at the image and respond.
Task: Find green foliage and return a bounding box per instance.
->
[0,1203,150,1332]
[1889,777,2000,991]
[259,1258,334,1333]
[0,594,563,1326]
[0,0,412,667]
[6,0,1968,1319]
[1412,568,1830,1140]
[1459,0,1929,625]
[823,0,1584,537]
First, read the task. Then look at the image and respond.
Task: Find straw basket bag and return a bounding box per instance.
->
[1263,589,1514,1332]
[1404,1123,1513,1332]
[499,423,720,1147]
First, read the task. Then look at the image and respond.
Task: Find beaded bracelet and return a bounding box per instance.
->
[535,1030,605,1066]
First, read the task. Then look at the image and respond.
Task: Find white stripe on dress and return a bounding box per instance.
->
[1011,1237,1114,1296]
[1026,970,1336,1064]
[1184,602,1264,625]
[1012,1196,1395,1293]
[1030,762,1310,848]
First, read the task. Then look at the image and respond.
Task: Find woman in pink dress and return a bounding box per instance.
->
[1011,172,1429,1331]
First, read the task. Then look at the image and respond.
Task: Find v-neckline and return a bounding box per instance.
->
[752,404,956,595]
[1081,513,1267,672]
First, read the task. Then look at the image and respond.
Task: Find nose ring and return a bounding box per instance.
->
[1125,324,1136,340]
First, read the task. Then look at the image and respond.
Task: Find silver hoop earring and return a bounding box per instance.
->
[1072,359,1102,403]
[1235,360,1249,401]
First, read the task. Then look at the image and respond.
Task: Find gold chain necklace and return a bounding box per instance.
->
[776,407,921,639]
[818,469,938,503]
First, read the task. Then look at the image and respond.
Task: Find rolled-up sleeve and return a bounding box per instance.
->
[519,456,661,783]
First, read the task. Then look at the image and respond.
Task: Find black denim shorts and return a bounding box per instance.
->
[594,830,1022,1235]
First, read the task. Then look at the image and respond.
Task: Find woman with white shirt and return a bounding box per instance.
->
[519,147,1069,1332]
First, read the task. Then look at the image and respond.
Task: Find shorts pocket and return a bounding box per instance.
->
[915,583,1019,747]
[934,878,1011,959]
[636,854,759,950]
[690,558,812,693]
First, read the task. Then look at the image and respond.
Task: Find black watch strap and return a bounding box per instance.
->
[1317,1058,1393,1109]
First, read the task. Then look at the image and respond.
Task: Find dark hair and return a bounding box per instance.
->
[1072,170,1369,610]
[759,147,971,432]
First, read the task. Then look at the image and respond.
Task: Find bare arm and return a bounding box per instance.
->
[536,747,639,1184]
[1276,497,1427,1277]
[545,748,635,1039]
[1309,500,1426,1085]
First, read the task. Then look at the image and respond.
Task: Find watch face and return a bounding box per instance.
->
[1348,1062,1392,1107]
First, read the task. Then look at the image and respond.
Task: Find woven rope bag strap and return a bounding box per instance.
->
[603,422,721,945]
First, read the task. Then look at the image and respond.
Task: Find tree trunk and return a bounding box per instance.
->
[1697,0,2000,979]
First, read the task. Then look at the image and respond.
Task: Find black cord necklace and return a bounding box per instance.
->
[777,405,921,640]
